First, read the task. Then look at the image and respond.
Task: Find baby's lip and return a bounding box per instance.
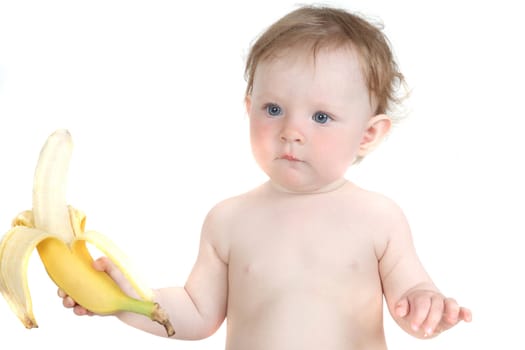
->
[279,154,301,161]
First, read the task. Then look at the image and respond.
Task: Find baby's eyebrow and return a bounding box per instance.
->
[251,92,282,102]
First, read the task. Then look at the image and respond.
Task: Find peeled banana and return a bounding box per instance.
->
[0,129,175,336]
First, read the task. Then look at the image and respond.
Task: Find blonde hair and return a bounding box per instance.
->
[244,5,407,119]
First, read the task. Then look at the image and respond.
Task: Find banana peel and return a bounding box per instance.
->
[0,129,174,336]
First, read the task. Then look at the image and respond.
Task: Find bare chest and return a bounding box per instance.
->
[221,188,389,349]
[227,205,380,301]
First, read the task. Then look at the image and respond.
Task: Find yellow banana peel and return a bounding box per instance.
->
[0,129,174,336]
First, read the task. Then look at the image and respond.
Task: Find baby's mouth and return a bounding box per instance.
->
[279,154,301,162]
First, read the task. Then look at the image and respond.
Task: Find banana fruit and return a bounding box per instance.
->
[0,129,175,336]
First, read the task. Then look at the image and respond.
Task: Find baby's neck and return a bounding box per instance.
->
[267,179,349,195]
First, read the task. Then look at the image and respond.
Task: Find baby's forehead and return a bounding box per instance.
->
[261,42,365,72]
[253,45,376,109]
[257,44,369,87]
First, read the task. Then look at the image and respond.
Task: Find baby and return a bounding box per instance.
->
[60,5,471,349]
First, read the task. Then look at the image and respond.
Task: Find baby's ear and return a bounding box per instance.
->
[357,114,391,157]
[244,95,252,115]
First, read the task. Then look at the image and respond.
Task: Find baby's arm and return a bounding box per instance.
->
[376,197,471,338]
[60,206,229,340]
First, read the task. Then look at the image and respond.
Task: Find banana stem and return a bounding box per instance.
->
[151,303,176,337]
[124,299,175,337]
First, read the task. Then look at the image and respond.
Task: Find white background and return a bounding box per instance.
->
[1,0,523,348]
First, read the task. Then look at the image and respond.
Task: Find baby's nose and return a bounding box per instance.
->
[280,128,305,144]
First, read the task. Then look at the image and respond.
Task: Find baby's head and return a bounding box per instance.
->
[245,5,406,121]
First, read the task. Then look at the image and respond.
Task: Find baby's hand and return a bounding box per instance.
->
[58,288,94,316]
[57,256,120,316]
[394,289,472,338]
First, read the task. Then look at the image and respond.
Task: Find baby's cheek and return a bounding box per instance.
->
[314,136,357,174]
[250,122,274,163]
[250,118,274,143]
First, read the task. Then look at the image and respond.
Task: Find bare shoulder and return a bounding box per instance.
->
[349,184,407,221]
[199,187,261,262]
[348,184,412,256]
[203,189,254,229]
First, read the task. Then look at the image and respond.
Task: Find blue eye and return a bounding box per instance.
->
[312,111,331,124]
[266,103,282,117]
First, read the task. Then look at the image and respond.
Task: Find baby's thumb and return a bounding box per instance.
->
[92,256,112,272]
[92,256,137,298]
[395,298,409,318]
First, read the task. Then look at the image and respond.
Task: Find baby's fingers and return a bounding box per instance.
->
[459,306,472,323]
[57,288,74,308]
[57,288,67,299]
[443,298,460,324]
[405,294,433,332]
[443,299,472,324]
[420,295,445,336]
[63,295,76,308]
[395,298,409,318]
[73,304,94,316]
[437,299,472,333]
[57,288,93,316]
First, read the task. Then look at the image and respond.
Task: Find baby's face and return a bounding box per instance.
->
[246,46,375,193]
